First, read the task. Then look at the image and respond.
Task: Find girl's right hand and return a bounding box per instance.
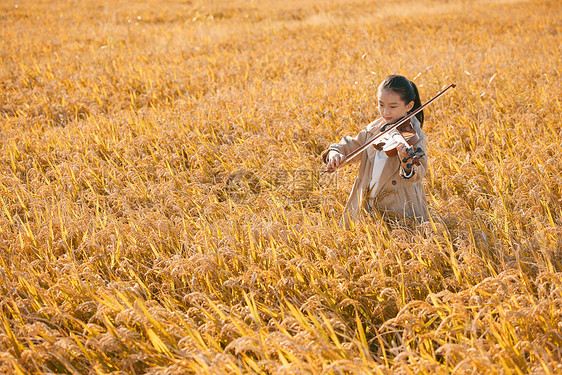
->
[326,150,344,171]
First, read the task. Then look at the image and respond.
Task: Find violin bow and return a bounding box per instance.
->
[322,83,456,174]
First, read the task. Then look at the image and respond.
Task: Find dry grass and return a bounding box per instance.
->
[0,0,561,373]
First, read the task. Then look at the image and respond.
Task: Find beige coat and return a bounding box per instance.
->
[321,116,429,228]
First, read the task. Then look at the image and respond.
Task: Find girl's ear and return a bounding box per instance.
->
[406,101,415,112]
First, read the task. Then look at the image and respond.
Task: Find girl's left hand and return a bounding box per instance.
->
[397,143,413,174]
[396,143,410,160]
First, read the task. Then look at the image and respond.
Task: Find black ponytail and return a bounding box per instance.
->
[409,80,424,127]
[379,75,424,128]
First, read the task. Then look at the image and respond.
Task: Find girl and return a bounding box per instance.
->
[322,75,429,228]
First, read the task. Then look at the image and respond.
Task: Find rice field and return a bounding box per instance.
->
[0,0,561,373]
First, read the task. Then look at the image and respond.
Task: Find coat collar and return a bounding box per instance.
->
[365,117,386,134]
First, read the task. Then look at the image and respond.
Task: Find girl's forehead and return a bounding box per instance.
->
[378,89,403,102]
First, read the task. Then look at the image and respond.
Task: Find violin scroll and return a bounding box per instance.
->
[401,146,425,169]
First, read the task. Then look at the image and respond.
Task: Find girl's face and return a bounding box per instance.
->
[378,89,414,124]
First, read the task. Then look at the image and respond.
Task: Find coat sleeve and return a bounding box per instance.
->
[321,128,372,165]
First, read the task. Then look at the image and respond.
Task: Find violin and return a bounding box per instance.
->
[322,83,456,174]
[374,118,420,157]
[371,118,425,168]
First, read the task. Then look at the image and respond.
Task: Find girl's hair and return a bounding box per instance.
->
[379,75,424,127]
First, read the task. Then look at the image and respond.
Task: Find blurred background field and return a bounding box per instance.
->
[0,0,561,373]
